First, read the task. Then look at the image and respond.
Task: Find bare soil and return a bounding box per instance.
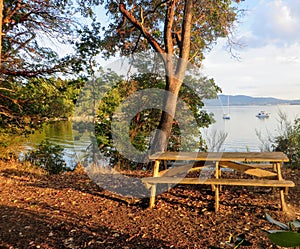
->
[0,161,299,249]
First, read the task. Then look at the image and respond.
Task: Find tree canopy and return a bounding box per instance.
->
[0,0,86,134]
[98,0,240,65]
[84,0,242,152]
[0,0,80,78]
[0,0,243,156]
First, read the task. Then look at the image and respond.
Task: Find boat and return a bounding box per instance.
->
[222,113,230,119]
[256,111,270,118]
[222,96,230,120]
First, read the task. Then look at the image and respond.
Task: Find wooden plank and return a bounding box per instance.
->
[142,177,295,187]
[158,163,194,177]
[246,163,273,169]
[149,151,289,162]
[189,166,207,172]
[219,161,278,178]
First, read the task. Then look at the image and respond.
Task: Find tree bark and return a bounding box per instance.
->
[0,0,3,66]
[151,0,193,153]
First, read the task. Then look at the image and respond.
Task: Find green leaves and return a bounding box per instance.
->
[272,111,300,168]
[1,0,80,79]
[265,213,300,248]
[268,231,300,248]
[93,70,216,169]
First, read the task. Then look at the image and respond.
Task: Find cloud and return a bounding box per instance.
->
[202,41,300,100]
[238,0,300,48]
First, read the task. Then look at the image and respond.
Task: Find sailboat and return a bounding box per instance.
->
[222,95,230,120]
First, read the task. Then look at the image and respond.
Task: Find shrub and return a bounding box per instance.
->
[272,112,300,168]
[257,111,300,168]
[25,140,69,174]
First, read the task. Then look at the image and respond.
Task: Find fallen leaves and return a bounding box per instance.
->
[0,161,299,248]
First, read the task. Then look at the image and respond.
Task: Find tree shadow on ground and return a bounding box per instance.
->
[0,205,185,249]
[1,167,152,209]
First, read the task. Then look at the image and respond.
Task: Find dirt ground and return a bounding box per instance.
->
[0,160,299,249]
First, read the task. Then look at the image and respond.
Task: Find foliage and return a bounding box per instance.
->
[24,140,70,175]
[256,111,300,168]
[0,0,93,134]
[75,0,242,152]
[93,70,219,169]
[1,0,80,78]
[272,112,300,168]
[0,133,25,160]
[87,0,241,64]
[265,213,300,248]
[0,77,83,135]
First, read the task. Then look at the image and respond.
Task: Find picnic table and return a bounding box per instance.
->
[142,151,295,212]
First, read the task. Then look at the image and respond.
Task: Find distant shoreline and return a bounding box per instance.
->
[204,94,300,106]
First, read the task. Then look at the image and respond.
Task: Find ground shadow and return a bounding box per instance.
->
[0,205,186,249]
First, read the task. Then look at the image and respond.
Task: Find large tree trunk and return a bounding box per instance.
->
[151,0,193,153]
[151,76,181,153]
[0,0,3,66]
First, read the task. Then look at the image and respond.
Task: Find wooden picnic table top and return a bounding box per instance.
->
[149,151,289,162]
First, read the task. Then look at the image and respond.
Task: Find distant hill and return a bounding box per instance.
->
[203,94,300,106]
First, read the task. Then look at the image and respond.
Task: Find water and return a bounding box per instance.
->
[202,104,300,152]
[25,120,92,168]
[25,105,300,166]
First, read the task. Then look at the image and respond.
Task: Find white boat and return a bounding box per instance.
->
[222,96,230,120]
[223,113,230,119]
[256,111,270,118]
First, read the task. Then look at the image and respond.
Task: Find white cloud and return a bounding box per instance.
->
[202,41,300,100]
[239,0,300,47]
[201,0,300,100]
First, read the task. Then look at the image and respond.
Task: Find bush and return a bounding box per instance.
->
[257,111,300,168]
[25,140,69,174]
[272,112,300,168]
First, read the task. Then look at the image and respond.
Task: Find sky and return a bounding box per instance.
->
[202,0,300,100]
[52,1,300,100]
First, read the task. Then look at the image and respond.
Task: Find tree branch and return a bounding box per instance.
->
[0,65,63,78]
[176,0,193,77]
[119,3,165,55]
[164,0,176,54]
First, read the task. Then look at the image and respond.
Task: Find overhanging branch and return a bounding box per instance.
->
[119,3,165,55]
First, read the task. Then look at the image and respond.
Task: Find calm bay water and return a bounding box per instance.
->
[26,105,300,166]
[202,104,300,152]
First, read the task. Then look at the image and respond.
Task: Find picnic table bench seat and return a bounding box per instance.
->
[142,177,295,188]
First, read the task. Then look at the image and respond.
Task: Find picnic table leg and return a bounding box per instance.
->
[149,160,160,208]
[276,162,287,212]
[215,161,220,212]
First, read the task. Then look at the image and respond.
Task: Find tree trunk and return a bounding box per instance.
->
[0,0,3,66]
[151,75,182,153]
[151,0,193,154]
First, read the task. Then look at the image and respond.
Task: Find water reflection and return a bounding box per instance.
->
[26,120,92,168]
